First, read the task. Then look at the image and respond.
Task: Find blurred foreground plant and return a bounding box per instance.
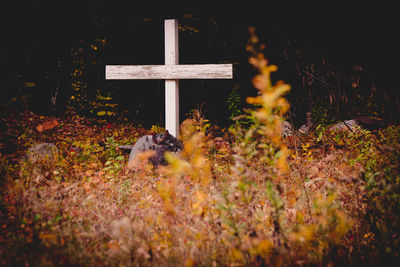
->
[232,27,290,172]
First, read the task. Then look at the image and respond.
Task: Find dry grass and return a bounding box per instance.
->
[1,113,399,266]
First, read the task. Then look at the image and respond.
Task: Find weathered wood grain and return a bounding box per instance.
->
[164,19,180,138]
[105,19,233,138]
[105,64,233,80]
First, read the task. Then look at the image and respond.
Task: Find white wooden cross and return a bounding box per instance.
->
[106,19,232,138]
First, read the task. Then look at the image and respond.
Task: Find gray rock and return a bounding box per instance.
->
[282,121,295,137]
[26,143,59,163]
[128,131,182,167]
[298,124,310,134]
[329,120,361,132]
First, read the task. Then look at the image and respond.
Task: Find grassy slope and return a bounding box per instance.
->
[0,110,399,266]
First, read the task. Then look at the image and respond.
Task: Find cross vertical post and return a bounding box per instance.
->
[105,19,233,140]
[164,19,179,138]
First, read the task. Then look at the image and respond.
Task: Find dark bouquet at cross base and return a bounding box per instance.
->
[119,130,183,166]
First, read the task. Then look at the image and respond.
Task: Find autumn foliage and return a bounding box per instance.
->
[0,31,399,266]
[35,119,59,133]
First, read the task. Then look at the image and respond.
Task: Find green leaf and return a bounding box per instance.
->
[96,95,112,100]
[116,156,125,161]
[24,82,36,87]
[216,204,229,211]
[265,181,283,210]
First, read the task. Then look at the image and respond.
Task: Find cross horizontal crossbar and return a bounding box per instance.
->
[106,64,233,80]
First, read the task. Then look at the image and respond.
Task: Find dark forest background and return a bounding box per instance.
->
[1,1,398,128]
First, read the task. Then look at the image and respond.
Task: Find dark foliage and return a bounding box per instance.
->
[0,2,398,125]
